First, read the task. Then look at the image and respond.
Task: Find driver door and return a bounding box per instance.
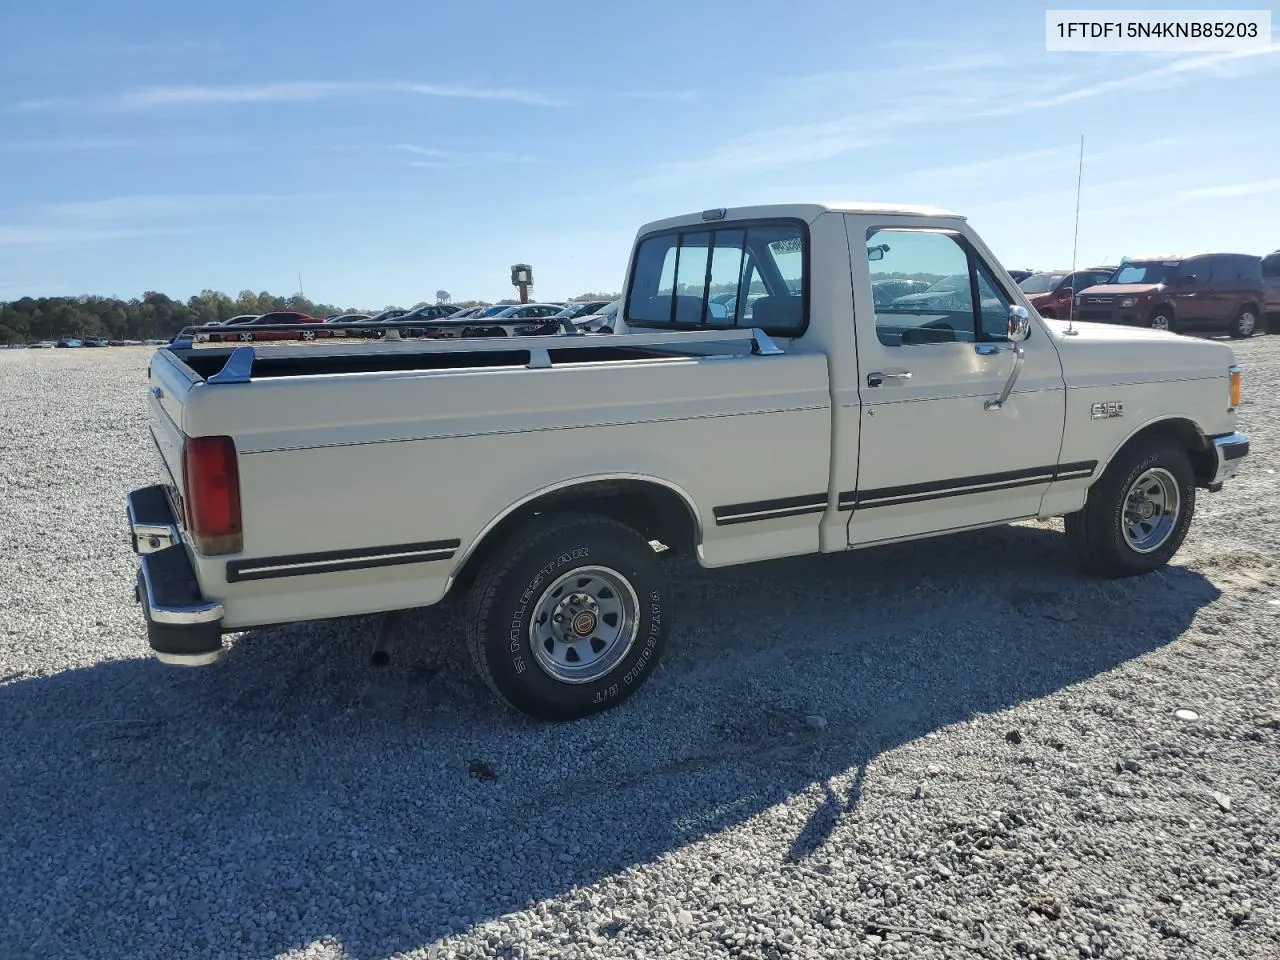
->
[844,218,1069,546]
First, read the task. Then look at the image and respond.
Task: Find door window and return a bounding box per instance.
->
[865,228,1014,346]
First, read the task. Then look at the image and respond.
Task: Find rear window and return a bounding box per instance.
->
[625,220,808,335]
[1264,252,1280,278]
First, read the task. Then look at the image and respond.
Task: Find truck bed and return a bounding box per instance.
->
[146,325,833,630]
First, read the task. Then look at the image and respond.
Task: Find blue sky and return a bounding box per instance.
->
[1,0,1277,307]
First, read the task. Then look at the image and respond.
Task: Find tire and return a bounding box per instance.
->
[1064,437,1195,578]
[466,512,669,721]
[1229,305,1259,339]
[238,331,254,342]
[1149,309,1175,333]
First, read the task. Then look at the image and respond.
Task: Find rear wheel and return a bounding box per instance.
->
[238,331,255,342]
[466,512,669,720]
[1229,305,1259,339]
[1064,437,1195,578]
[1149,309,1175,333]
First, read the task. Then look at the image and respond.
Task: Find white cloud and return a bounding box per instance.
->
[17,79,567,111]
[0,224,187,245]
[395,145,542,166]
[1180,178,1280,200]
[630,46,1279,191]
[47,194,292,221]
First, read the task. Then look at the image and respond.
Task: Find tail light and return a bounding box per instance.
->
[1229,365,1242,410]
[182,435,243,555]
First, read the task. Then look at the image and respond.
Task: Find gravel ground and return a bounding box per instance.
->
[1,341,1278,960]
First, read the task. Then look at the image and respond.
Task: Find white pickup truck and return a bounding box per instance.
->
[128,202,1250,720]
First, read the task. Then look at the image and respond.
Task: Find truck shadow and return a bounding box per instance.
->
[1,522,1223,959]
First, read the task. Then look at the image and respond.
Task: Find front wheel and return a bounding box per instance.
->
[1229,306,1259,339]
[466,512,669,720]
[1149,309,1175,333]
[1064,438,1195,578]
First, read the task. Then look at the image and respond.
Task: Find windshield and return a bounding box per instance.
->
[1110,262,1177,285]
[1017,273,1066,294]
[479,305,514,317]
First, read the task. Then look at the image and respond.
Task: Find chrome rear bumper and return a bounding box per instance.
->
[127,485,227,666]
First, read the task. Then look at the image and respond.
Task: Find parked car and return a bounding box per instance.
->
[576,299,621,333]
[1006,269,1036,283]
[55,339,83,348]
[1262,249,1280,330]
[81,337,110,347]
[890,274,972,311]
[368,309,409,323]
[871,278,931,306]
[1018,267,1116,319]
[219,314,260,326]
[446,306,486,319]
[323,313,372,323]
[555,300,612,321]
[1073,253,1265,338]
[128,200,1248,722]
[214,311,331,342]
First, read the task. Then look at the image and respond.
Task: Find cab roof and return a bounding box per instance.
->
[637,201,964,235]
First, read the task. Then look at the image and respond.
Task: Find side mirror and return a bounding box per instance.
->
[1059,286,1074,297]
[867,243,889,262]
[1007,304,1031,341]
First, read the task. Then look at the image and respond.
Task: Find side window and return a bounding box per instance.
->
[706,229,745,325]
[975,260,1013,340]
[1263,253,1280,278]
[628,235,678,323]
[1178,258,1208,285]
[866,227,1012,346]
[625,220,808,334]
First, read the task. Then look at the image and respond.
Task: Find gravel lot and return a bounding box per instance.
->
[2,341,1278,960]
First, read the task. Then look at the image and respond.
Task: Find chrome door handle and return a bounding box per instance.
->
[866,371,912,387]
[974,343,1008,356]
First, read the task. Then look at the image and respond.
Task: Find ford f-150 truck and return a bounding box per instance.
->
[127,202,1250,721]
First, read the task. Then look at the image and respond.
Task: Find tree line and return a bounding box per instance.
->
[0,289,621,345]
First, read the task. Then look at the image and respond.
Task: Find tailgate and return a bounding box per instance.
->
[147,348,197,491]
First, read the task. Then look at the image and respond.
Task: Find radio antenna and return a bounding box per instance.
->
[1066,134,1084,336]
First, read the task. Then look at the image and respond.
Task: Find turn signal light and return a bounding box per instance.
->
[182,435,243,555]
[1229,366,1241,409]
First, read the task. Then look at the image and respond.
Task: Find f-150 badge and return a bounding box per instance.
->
[1090,401,1124,420]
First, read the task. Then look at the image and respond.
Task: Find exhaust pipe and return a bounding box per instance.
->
[370,610,405,667]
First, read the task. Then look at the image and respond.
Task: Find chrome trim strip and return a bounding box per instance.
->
[236,548,456,577]
[714,504,827,525]
[138,554,224,626]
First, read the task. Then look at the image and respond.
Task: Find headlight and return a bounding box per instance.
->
[1119,297,1136,308]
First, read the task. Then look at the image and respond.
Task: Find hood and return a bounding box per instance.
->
[1024,290,1058,306]
[1074,283,1161,298]
[1041,317,1235,385]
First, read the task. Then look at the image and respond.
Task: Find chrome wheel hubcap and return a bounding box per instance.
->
[529,566,638,683]
[1151,315,1170,331]
[1123,467,1180,553]
[1239,312,1256,336]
